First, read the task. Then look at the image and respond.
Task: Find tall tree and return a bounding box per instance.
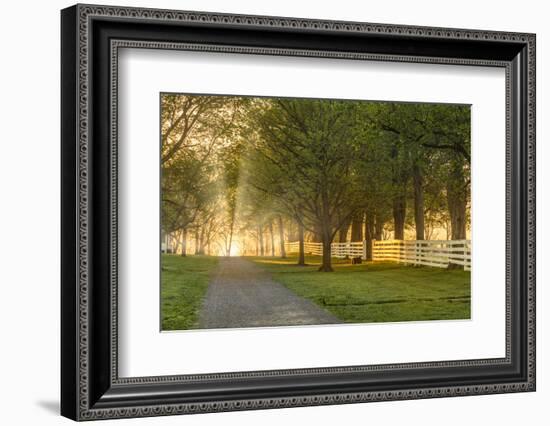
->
[416,104,471,240]
[161,93,471,262]
[248,98,366,271]
[350,212,363,242]
[364,210,375,260]
[277,215,287,258]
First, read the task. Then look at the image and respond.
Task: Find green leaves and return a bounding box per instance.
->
[160,93,471,258]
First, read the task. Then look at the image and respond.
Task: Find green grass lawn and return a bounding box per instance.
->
[161,254,219,331]
[250,255,471,324]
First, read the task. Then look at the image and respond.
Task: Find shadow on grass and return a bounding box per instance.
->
[249,254,471,324]
[249,255,408,274]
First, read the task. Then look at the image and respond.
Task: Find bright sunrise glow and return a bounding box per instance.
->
[229,242,241,257]
[217,242,241,257]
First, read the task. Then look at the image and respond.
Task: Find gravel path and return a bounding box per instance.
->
[198,257,341,329]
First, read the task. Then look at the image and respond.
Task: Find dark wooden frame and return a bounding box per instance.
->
[61,3,536,421]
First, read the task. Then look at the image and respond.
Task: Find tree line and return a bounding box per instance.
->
[161,94,470,272]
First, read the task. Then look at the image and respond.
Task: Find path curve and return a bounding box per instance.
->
[198,257,341,329]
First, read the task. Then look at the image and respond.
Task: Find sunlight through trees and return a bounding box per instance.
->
[161,94,470,272]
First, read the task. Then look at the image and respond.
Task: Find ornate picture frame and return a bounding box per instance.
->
[61,4,535,421]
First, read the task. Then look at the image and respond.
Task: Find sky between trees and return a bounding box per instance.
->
[161,93,471,272]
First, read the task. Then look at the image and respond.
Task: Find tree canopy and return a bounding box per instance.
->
[161,94,471,271]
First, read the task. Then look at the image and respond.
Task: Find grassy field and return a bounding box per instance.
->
[161,254,219,331]
[251,255,470,324]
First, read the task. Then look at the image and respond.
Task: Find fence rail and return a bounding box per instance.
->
[373,239,471,271]
[331,242,365,259]
[285,241,323,256]
[284,239,471,271]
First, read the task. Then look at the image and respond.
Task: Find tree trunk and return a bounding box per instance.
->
[277,215,286,258]
[393,195,406,240]
[350,212,363,242]
[172,232,181,255]
[391,140,407,241]
[364,211,374,261]
[258,224,264,256]
[197,226,206,255]
[338,217,351,243]
[447,160,467,240]
[319,230,334,272]
[227,219,235,257]
[447,187,467,240]
[318,192,334,272]
[297,219,306,266]
[194,228,200,255]
[269,221,275,257]
[311,223,323,243]
[412,164,425,240]
[241,236,247,256]
[447,163,467,269]
[180,228,187,257]
[374,214,383,241]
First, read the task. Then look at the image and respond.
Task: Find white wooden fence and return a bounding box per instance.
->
[285,241,323,256]
[373,239,471,271]
[331,242,365,259]
[284,239,471,271]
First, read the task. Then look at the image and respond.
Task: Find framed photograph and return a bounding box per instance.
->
[61,4,536,421]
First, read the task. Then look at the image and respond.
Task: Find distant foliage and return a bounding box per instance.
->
[161,94,470,270]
